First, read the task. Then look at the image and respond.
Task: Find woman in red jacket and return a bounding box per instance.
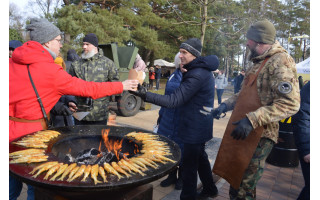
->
[9,18,138,200]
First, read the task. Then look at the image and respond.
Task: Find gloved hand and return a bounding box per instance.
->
[212,103,227,119]
[51,102,73,116]
[231,117,253,140]
[129,84,147,101]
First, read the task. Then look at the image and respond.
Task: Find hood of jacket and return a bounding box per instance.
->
[183,55,219,72]
[11,41,55,65]
[252,41,287,63]
[67,49,80,62]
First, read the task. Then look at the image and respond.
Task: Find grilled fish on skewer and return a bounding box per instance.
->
[68,165,86,182]
[29,161,58,175]
[81,165,92,182]
[125,158,148,171]
[91,164,102,185]
[111,162,131,178]
[44,163,63,180]
[32,162,60,178]
[57,163,77,181]
[66,166,80,182]
[9,149,45,157]
[49,164,68,181]
[98,166,107,183]
[131,157,158,169]
[117,161,133,174]
[119,159,146,176]
[127,158,148,171]
[103,163,123,180]
[10,155,48,164]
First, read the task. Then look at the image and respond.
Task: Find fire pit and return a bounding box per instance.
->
[9,125,181,193]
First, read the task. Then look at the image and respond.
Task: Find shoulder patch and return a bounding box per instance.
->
[278,82,292,94]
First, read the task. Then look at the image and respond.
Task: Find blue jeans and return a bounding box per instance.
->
[216,89,224,105]
[180,143,215,200]
[9,175,34,200]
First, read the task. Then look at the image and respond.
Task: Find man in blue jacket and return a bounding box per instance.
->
[132,38,219,200]
[292,81,310,200]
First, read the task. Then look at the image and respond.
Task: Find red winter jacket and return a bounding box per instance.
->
[9,41,123,142]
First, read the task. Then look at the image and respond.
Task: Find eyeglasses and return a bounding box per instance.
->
[54,39,63,44]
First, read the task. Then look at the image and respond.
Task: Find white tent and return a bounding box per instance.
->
[296,57,310,74]
[153,59,175,67]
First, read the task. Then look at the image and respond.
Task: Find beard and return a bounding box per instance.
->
[248,48,260,60]
[81,49,96,59]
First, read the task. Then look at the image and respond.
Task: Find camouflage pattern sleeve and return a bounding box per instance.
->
[106,60,119,81]
[246,53,301,129]
[221,92,239,111]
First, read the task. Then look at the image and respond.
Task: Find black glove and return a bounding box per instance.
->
[230,117,253,140]
[129,84,147,101]
[212,103,227,119]
[51,102,73,116]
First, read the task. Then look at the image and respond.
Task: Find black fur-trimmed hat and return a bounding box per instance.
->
[180,38,202,57]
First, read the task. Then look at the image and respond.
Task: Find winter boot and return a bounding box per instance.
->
[160,169,177,187]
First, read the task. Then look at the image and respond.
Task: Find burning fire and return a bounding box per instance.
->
[101,129,131,160]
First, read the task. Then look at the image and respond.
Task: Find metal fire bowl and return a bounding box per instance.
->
[9,125,181,192]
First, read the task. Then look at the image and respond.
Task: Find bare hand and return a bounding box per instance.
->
[68,102,78,112]
[122,79,139,91]
[304,154,310,163]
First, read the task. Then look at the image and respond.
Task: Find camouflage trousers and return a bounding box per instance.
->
[229,137,275,200]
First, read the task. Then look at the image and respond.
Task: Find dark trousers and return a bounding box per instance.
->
[156,78,160,90]
[297,157,310,200]
[216,89,224,105]
[149,79,154,89]
[180,143,215,200]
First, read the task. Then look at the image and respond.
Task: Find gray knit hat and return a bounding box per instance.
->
[246,19,276,44]
[26,18,61,44]
[180,38,202,57]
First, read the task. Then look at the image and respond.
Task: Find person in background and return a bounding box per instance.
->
[51,55,77,127]
[132,38,220,200]
[149,66,155,90]
[65,49,80,73]
[157,52,184,190]
[9,40,22,58]
[9,18,138,200]
[298,75,304,90]
[292,81,310,200]
[133,53,147,71]
[155,64,162,90]
[69,33,120,125]
[215,70,228,105]
[234,69,245,94]
[212,19,300,200]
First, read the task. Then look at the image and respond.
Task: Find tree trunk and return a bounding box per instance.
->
[200,0,208,48]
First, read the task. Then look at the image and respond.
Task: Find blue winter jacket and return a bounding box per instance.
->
[292,81,310,158]
[157,68,183,148]
[146,55,219,144]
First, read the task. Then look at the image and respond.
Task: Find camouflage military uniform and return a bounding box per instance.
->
[222,41,300,200]
[69,48,119,121]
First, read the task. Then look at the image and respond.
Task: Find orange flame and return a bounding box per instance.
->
[101,129,139,160]
[101,129,126,160]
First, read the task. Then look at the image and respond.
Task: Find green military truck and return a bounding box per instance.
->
[98,43,147,117]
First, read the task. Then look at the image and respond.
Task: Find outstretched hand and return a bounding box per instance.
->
[122,80,139,91]
[129,84,147,101]
[212,103,227,119]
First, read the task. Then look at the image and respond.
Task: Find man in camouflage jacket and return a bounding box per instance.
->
[213,20,300,199]
[69,33,119,125]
